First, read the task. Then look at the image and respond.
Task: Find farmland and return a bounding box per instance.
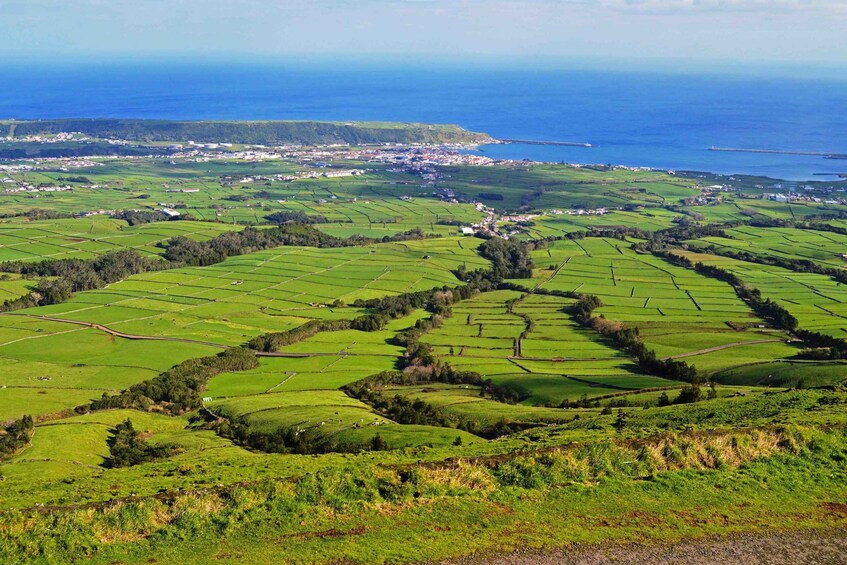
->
[521,238,800,374]
[422,289,674,406]
[1,131,847,563]
[690,225,847,269]
[1,157,485,232]
[676,250,847,339]
[0,216,241,261]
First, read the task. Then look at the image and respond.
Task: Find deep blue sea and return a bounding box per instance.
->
[2,62,847,181]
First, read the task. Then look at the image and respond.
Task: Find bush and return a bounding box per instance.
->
[103,419,173,468]
[0,415,33,461]
[265,211,328,224]
[673,385,704,405]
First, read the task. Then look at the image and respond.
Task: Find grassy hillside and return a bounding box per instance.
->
[2,119,491,146]
[1,144,847,562]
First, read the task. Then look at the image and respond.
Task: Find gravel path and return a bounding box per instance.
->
[446,529,847,565]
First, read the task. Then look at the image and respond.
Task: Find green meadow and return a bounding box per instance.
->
[521,238,800,374]
[0,216,241,261]
[1,144,847,562]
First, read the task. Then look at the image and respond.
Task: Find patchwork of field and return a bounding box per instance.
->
[691,200,847,223]
[262,197,484,238]
[512,208,681,239]
[0,315,219,419]
[422,289,676,405]
[1,158,483,233]
[0,237,487,420]
[0,216,241,262]
[690,226,847,270]
[523,238,800,373]
[677,250,847,339]
[439,164,702,210]
[9,237,488,346]
[204,311,479,450]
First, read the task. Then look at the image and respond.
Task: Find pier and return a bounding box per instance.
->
[500,138,593,148]
[708,146,847,160]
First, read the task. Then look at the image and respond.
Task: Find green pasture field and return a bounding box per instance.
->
[3,148,847,562]
[522,238,799,374]
[713,359,847,388]
[0,272,38,301]
[0,319,219,418]
[678,250,847,339]
[437,163,703,210]
[691,225,847,269]
[8,237,487,346]
[0,216,241,262]
[690,199,847,224]
[421,289,675,405]
[205,354,398,398]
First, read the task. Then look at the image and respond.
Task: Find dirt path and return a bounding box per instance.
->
[665,338,784,360]
[445,528,847,565]
[20,315,230,349]
[6,313,625,362]
[11,314,399,358]
[256,351,397,358]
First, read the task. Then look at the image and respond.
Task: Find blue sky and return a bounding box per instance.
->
[3,0,846,66]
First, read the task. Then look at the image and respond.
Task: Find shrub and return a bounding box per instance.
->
[103,419,173,468]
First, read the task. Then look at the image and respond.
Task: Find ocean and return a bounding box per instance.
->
[2,61,846,181]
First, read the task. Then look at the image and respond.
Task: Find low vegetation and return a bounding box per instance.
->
[104,419,174,468]
[0,138,846,562]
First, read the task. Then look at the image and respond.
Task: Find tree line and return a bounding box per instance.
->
[567,294,700,383]
[648,248,847,359]
[0,223,439,314]
[88,347,259,415]
[0,249,167,313]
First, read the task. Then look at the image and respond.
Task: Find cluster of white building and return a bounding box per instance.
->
[2,184,73,194]
[78,209,116,217]
[764,192,841,205]
[1,132,90,143]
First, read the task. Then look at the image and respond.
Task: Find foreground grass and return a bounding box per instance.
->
[3,424,847,563]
